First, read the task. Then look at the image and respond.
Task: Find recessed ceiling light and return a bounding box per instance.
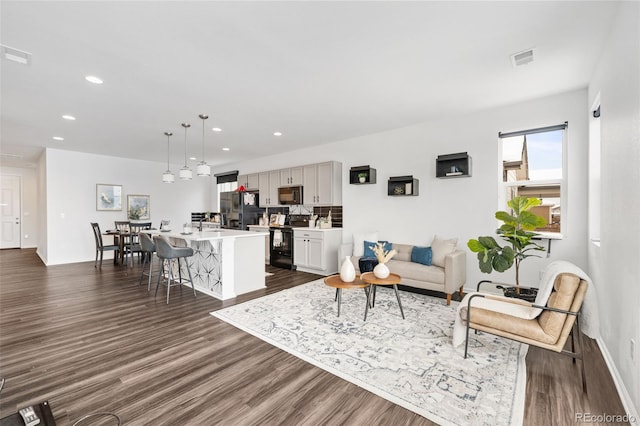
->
[85,75,103,84]
[222,147,230,151]
[273,132,282,136]
[189,156,197,161]
[212,127,222,132]
[62,115,76,120]
[52,136,64,141]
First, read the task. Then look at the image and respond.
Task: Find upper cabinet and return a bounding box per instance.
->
[259,170,280,206]
[238,173,259,190]
[303,161,342,206]
[280,166,303,186]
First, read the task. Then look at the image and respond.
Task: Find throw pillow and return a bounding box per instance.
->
[353,232,378,256]
[411,246,432,266]
[363,240,391,258]
[431,235,458,267]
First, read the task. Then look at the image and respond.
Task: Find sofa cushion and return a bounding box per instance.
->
[387,259,445,284]
[364,240,391,258]
[431,235,458,267]
[411,246,432,266]
[353,232,378,256]
[392,243,413,262]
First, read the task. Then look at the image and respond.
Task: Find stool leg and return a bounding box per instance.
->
[139,253,148,286]
[155,258,164,297]
[147,253,154,292]
[185,258,196,297]
[167,259,174,304]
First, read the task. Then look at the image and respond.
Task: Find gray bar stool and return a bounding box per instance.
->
[153,235,196,304]
[138,232,156,291]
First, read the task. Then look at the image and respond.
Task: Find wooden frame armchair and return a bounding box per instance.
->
[461,273,588,392]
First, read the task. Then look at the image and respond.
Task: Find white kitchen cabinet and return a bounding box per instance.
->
[259,170,281,206]
[293,228,342,275]
[280,166,303,186]
[238,173,259,190]
[302,161,342,206]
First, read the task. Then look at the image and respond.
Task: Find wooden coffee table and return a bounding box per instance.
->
[323,274,371,318]
[360,272,405,320]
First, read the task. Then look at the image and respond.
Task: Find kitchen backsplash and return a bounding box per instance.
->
[313,206,342,228]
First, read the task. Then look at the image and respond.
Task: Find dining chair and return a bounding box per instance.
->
[127,222,152,267]
[90,222,119,268]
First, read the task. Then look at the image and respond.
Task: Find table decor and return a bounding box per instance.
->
[370,241,396,279]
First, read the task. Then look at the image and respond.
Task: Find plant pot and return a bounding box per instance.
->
[498,286,538,302]
[359,177,366,183]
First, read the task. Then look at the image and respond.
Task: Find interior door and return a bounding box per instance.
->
[0,175,21,249]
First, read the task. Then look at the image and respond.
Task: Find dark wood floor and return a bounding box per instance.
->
[0,249,628,425]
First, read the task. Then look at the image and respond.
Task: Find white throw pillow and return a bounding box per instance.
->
[353,232,378,256]
[431,235,458,267]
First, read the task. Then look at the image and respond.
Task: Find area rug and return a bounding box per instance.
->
[211,279,527,425]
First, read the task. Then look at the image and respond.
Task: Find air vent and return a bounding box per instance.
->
[510,48,535,67]
[0,44,32,65]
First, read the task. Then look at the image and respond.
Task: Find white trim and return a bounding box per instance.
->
[596,337,640,421]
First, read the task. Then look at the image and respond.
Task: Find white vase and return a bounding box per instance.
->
[340,256,356,283]
[373,262,390,279]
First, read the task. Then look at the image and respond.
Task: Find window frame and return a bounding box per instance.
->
[498,123,567,239]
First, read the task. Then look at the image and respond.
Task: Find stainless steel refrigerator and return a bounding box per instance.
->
[219,191,265,230]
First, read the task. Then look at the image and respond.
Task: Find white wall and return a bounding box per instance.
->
[588,1,640,415]
[217,89,589,289]
[0,166,39,249]
[44,148,213,265]
[37,152,48,262]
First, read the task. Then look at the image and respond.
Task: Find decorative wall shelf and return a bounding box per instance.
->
[349,165,377,185]
[436,152,471,178]
[387,175,419,196]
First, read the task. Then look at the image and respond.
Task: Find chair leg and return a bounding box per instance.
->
[95,250,99,268]
[576,316,587,393]
[99,250,104,268]
[167,260,173,304]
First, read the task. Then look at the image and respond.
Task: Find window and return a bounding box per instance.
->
[499,123,566,235]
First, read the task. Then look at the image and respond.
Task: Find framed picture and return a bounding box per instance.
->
[96,184,122,211]
[127,194,150,220]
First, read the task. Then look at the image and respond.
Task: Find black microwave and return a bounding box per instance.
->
[278,186,303,205]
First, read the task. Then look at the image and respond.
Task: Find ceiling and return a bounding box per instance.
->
[0,1,619,169]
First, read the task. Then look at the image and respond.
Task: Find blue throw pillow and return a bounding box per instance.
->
[363,240,391,258]
[411,246,432,266]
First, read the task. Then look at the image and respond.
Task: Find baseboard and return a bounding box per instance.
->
[596,337,639,421]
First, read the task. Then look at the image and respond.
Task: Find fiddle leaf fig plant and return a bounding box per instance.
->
[467,196,547,288]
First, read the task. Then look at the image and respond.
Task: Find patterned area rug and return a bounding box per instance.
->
[211,280,527,425]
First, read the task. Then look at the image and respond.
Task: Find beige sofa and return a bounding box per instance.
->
[338,239,466,305]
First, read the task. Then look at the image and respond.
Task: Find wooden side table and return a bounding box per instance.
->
[323,274,370,318]
[360,272,405,320]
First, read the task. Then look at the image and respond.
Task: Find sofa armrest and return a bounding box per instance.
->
[443,250,466,294]
[338,243,353,265]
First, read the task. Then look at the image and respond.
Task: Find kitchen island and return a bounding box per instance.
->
[145,228,268,300]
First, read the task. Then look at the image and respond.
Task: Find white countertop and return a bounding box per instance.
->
[292,227,342,233]
[145,228,268,241]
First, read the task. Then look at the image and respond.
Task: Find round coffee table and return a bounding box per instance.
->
[323,274,370,318]
[360,272,405,320]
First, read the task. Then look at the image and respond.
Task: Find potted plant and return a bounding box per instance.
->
[358,172,368,183]
[467,196,547,300]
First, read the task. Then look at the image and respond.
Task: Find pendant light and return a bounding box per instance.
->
[179,123,192,180]
[162,131,175,183]
[196,114,211,176]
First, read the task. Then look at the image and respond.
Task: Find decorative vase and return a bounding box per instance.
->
[340,256,356,282]
[373,262,390,279]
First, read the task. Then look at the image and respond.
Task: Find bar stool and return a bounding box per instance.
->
[153,236,196,304]
[138,232,156,291]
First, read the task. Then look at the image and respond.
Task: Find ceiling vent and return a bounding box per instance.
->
[0,44,32,65]
[510,48,535,67]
